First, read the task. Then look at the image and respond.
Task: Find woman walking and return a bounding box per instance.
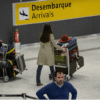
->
[36,24,66,86]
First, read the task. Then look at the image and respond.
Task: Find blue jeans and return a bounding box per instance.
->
[36,65,55,83]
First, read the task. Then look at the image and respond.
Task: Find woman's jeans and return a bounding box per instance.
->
[36,65,55,83]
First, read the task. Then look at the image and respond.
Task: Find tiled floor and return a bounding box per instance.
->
[0,34,100,99]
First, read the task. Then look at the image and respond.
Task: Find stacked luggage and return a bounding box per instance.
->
[57,37,79,61]
[0,43,27,82]
[49,35,84,81]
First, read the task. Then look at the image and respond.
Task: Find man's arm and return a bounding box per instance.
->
[36,85,48,100]
[68,83,77,100]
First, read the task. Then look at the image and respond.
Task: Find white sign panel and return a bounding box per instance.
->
[19,7,29,20]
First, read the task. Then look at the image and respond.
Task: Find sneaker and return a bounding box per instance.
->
[76,67,80,70]
[37,83,43,86]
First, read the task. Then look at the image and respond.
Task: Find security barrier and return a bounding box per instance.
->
[0,93,38,100]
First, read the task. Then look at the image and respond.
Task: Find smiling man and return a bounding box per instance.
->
[36,70,77,100]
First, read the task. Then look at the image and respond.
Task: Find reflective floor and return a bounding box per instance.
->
[0,34,100,99]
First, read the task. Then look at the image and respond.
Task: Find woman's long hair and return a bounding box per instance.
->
[40,24,52,43]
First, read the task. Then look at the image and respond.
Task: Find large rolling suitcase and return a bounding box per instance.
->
[15,54,26,74]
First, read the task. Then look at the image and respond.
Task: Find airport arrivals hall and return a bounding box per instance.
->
[0,0,100,99]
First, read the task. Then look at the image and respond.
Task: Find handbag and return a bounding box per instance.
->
[77,56,84,67]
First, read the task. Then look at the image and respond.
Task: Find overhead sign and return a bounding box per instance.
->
[13,0,100,26]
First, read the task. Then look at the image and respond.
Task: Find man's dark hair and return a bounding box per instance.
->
[54,70,64,77]
[40,23,52,43]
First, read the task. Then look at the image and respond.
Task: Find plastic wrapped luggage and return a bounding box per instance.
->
[57,37,79,61]
[55,59,77,75]
[53,48,71,81]
[54,49,67,66]
[57,37,77,50]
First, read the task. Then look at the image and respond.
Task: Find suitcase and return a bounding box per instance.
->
[0,60,9,69]
[57,37,79,61]
[55,55,67,66]
[70,60,77,74]
[57,37,77,51]
[77,56,84,68]
[0,60,14,78]
[15,54,26,74]
[55,60,77,75]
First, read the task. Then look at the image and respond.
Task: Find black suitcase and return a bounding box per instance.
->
[77,56,84,68]
[0,60,14,78]
[0,60,9,69]
[70,60,77,75]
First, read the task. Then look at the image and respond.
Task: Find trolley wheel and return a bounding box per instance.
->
[3,76,9,82]
[67,77,69,81]
[49,74,52,80]
[64,75,68,81]
[64,77,68,82]
[70,74,73,77]
[11,76,16,80]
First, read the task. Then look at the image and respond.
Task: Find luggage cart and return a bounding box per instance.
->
[49,49,84,81]
[0,44,9,82]
[55,47,71,81]
[0,43,27,82]
[49,47,71,81]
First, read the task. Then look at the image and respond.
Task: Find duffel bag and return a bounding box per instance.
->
[77,56,84,67]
